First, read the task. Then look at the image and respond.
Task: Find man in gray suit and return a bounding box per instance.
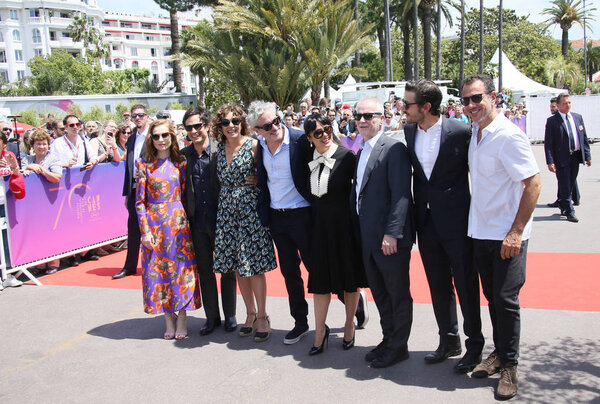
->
[350,97,415,368]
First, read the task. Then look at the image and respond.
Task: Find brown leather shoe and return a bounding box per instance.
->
[496,365,518,399]
[472,350,501,378]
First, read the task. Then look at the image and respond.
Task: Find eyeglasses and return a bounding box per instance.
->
[57,127,65,131]
[402,99,418,107]
[1,127,11,133]
[461,93,485,106]
[255,116,281,131]
[312,126,332,139]
[123,131,132,135]
[67,122,82,128]
[221,117,242,127]
[151,132,170,141]
[184,122,206,132]
[123,114,131,117]
[354,113,381,121]
[132,113,147,119]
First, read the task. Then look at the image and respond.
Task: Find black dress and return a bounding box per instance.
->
[307,146,368,294]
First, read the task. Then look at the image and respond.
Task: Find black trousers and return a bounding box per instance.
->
[473,239,528,366]
[557,153,582,215]
[191,226,237,321]
[123,193,140,272]
[363,246,412,351]
[269,208,312,327]
[418,213,483,354]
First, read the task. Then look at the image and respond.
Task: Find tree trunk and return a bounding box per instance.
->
[562,28,569,58]
[377,20,386,60]
[459,0,465,93]
[436,0,441,80]
[197,71,205,107]
[423,6,432,80]
[354,0,361,82]
[324,80,330,100]
[382,16,390,80]
[479,0,484,73]
[170,8,182,93]
[413,0,419,80]
[402,22,412,80]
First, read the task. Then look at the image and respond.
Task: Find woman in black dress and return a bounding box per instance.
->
[304,114,367,355]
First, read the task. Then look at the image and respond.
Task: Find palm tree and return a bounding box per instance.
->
[68,13,109,62]
[545,56,583,89]
[459,0,465,92]
[543,0,595,58]
[419,0,455,80]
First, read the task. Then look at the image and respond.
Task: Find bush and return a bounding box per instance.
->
[16,109,42,127]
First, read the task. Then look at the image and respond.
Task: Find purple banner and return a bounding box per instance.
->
[4,162,128,266]
[511,116,527,134]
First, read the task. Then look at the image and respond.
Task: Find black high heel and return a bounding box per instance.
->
[309,325,330,356]
[343,332,355,350]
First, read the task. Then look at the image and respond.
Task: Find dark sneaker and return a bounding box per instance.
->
[472,350,501,378]
[284,324,309,345]
[496,365,518,400]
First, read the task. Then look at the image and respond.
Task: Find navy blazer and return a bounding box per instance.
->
[121,128,145,199]
[544,112,592,167]
[405,117,471,239]
[350,134,414,251]
[256,125,312,226]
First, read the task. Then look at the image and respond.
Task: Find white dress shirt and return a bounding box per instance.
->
[355,131,383,213]
[414,116,442,180]
[559,111,580,151]
[134,125,149,161]
[50,135,98,167]
[468,113,539,241]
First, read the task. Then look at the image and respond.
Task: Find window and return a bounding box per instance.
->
[167,74,173,81]
[165,61,172,69]
[0,71,8,82]
[163,48,171,56]
[125,34,132,40]
[150,48,156,57]
[62,32,71,38]
[15,50,23,61]
[13,30,21,42]
[17,70,25,80]
[112,45,119,51]
[130,47,137,56]
[60,12,70,18]
[152,73,158,82]
[114,59,122,68]
[34,48,43,56]
[145,35,154,41]
[30,9,41,17]
[50,31,56,41]
[105,58,112,67]
[151,61,158,71]
[142,23,152,29]
[10,10,18,20]
[102,21,110,26]
[159,25,170,31]
[0,51,6,63]
[32,29,42,43]
[132,61,138,68]
[120,22,132,28]
[0,32,3,42]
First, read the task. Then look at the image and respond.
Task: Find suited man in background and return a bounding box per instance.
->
[181,106,238,335]
[350,97,414,368]
[113,104,149,279]
[403,80,484,373]
[544,93,592,223]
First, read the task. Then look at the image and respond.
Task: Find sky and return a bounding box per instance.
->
[97,0,599,41]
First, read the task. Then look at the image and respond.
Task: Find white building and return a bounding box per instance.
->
[0,0,201,94]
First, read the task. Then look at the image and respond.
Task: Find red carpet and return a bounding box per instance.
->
[35,250,600,312]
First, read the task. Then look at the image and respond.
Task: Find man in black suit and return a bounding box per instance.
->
[180,107,238,335]
[350,97,414,368]
[403,80,484,373]
[544,93,592,223]
[113,104,149,279]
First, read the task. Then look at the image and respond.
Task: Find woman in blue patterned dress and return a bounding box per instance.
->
[212,104,277,343]
[136,119,201,340]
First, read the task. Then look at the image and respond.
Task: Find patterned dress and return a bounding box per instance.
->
[135,157,201,314]
[213,139,276,277]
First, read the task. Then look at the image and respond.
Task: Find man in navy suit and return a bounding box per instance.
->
[403,80,483,373]
[113,104,149,279]
[544,93,592,223]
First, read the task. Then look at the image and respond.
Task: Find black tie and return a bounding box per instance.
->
[565,114,576,152]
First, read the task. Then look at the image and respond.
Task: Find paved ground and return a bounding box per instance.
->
[1,145,599,403]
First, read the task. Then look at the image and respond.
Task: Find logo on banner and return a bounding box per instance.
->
[69,184,102,224]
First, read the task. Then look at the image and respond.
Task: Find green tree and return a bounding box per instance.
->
[543,0,595,58]
[68,13,110,62]
[545,56,582,89]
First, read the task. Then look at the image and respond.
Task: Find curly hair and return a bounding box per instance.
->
[142,119,183,163]
[210,103,251,143]
[28,129,52,148]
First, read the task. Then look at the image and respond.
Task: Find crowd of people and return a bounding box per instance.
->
[5,74,587,401]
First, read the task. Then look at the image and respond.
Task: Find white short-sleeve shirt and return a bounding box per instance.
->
[468,113,539,241]
[50,135,98,167]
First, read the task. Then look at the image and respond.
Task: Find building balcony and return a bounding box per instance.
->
[49,17,73,26]
[28,16,46,24]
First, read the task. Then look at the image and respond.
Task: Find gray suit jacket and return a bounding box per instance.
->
[350,134,414,251]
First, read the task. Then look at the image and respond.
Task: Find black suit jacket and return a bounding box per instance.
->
[256,125,312,226]
[350,134,414,251]
[404,117,471,239]
[121,128,146,199]
[181,139,220,234]
[544,112,592,167]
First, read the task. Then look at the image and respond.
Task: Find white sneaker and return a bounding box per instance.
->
[3,274,23,288]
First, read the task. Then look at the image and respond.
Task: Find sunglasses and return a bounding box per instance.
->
[123,131,132,135]
[255,116,281,131]
[461,93,485,106]
[132,113,147,118]
[221,117,242,127]
[1,127,11,133]
[354,113,381,121]
[312,126,332,139]
[151,132,170,141]
[402,99,418,107]
[67,122,82,128]
[184,122,206,132]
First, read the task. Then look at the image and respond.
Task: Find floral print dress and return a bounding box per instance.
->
[135,157,201,314]
[213,139,276,277]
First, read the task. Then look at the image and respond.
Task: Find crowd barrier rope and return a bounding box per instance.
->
[1,161,128,285]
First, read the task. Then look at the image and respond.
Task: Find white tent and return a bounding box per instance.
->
[489,49,563,99]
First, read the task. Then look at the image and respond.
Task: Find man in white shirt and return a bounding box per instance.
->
[113,104,150,279]
[404,80,483,374]
[462,74,541,400]
[51,115,98,169]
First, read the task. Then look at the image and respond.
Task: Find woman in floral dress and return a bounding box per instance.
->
[212,104,277,343]
[135,119,201,340]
